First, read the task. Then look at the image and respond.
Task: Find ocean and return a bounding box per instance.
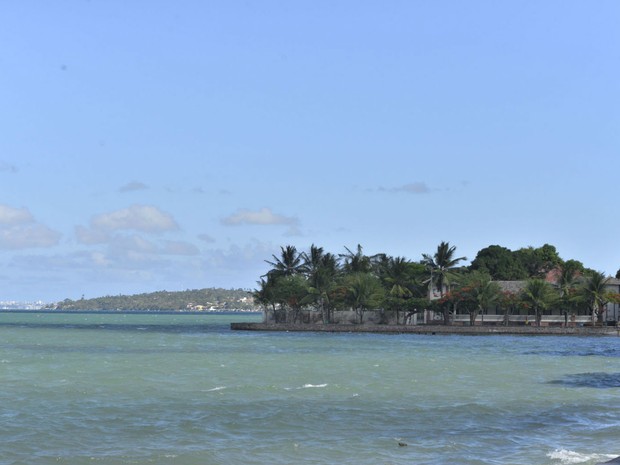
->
[1,311,619,465]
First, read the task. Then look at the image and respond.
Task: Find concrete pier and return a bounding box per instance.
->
[230,322,619,336]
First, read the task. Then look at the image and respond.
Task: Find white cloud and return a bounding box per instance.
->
[221,207,298,226]
[0,204,60,249]
[0,224,61,249]
[90,205,179,233]
[0,205,33,225]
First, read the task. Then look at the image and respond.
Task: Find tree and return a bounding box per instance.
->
[580,271,610,325]
[513,244,562,278]
[498,291,525,326]
[557,260,583,326]
[252,276,279,322]
[521,279,557,326]
[465,271,501,325]
[422,241,466,324]
[379,256,415,324]
[469,245,527,280]
[345,272,384,324]
[301,245,339,323]
[265,245,304,278]
[339,244,382,274]
[273,274,310,323]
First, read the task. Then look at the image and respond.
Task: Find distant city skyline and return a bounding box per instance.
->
[1,1,619,301]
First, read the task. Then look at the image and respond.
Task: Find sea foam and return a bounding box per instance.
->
[547,449,617,464]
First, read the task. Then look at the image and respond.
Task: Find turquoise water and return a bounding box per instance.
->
[1,312,620,465]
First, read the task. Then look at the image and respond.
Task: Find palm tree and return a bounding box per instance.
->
[265,245,304,278]
[345,272,384,324]
[580,271,610,325]
[521,279,556,326]
[557,260,581,326]
[380,256,415,324]
[466,271,501,325]
[340,244,382,274]
[422,241,466,324]
[252,275,280,322]
[301,244,339,323]
[422,241,467,297]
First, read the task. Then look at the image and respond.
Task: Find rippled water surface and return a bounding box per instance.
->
[1,312,619,465]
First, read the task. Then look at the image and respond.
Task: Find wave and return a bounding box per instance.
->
[547,449,618,464]
[284,383,328,391]
[202,386,226,392]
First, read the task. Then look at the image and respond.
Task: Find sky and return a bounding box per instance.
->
[1,1,619,302]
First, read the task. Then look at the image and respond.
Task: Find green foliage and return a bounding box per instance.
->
[344,272,384,324]
[422,241,466,323]
[579,271,611,325]
[521,279,558,326]
[513,244,562,278]
[470,245,527,280]
[265,245,304,278]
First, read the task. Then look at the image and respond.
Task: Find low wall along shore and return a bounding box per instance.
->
[230,322,620,336]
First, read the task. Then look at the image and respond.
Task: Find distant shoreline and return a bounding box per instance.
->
[231,322,620,336]
[0,309,262,315]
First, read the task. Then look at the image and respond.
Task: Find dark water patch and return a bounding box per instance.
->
[549,372,620,388]
[523,342,620,358]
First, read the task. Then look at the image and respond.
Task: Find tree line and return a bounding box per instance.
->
[252,242,620,326]
[49,288,254,311]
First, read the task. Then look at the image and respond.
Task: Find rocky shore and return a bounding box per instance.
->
[231,322,620,336]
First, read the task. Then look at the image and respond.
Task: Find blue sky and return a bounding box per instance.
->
[1,1,619,302]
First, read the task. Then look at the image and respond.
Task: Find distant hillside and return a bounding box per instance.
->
[49,288,257,312]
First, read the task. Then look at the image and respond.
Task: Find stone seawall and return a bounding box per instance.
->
[230,322,620,336]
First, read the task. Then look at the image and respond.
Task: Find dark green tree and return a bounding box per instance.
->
[521,279,557,326]
[273,274,310,323]
[514,244,562,278]
[301,244,339,323]
[252,275,281,322]
[470,245,527,280]
[557,260,583,326]
[422,241,466,324]
[579,271,610,325]
[465,271,501,325]
[265,245,304,278]
[345,272,384,324]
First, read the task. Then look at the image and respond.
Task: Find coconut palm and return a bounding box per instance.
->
[557,260,582,326]
[464,271,501,325]
[265,245,304,278]
[422,241,466,324]
[345,272,384,324]
[340,244,382,274]
[301,244,339,323]
[379,256,416,324]
[580,271,610,325]
[252,275,280,322]
[521,279,557,326]
[422,241,467,297]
